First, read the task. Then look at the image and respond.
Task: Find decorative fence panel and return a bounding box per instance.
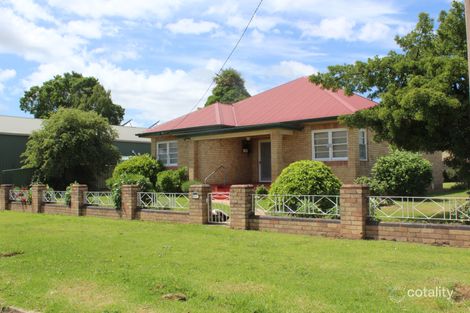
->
[8,189,29,202]
[42,191,67,204]
[208,192,230,224]
[137,192,189,210]
[85,192,114,207]
[368,196,470,223]
[253,194,341,218]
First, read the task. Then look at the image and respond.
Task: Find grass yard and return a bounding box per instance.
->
[1,212,470,313]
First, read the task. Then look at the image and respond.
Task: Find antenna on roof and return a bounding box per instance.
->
[148,120,160,129]
[121,119,132,126]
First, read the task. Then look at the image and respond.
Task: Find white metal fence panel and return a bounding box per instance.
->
[368,196,470,222]
[43,191,67,204]
[138,192,189,210]
[253,194,340,218]
[9,189,29,202]
[85,191,114,207]
[208,192,230,224]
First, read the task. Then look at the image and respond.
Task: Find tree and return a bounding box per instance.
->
[20,72,125,125]
[205,68,250,106]
[310,1,470,186]
[22,108,121,188]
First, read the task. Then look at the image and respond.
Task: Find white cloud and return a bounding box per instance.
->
[6,0,56,22]
[47,0,182,19]
[63,20,104,39]
[0,8,84,63]
[298,17,356,40]
[165,18,219,35]
[269,61,317,79]
[0,69,16,93]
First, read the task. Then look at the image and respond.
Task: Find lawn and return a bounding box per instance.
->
[1,212,470,313]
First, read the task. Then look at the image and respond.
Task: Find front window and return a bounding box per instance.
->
[157,141,178,166]
[359,129,367,161]
[312,129,348,161]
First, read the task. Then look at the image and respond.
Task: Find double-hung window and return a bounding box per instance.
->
[359,129,367,161]
[312,129,348,161]
[157,141,178,166]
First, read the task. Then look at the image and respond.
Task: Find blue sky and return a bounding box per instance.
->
[0,0,456,127]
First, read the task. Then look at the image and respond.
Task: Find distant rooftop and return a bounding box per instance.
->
[0,115,150,143]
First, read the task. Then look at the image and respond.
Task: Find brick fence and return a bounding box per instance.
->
[1,184,470,248]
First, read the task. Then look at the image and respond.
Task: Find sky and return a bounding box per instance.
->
[0,0,457,127]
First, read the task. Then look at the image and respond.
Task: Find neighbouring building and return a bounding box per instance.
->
[0,115,151,184]
[138,77,443,190]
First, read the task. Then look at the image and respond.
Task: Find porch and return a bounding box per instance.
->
[186,128,294,186]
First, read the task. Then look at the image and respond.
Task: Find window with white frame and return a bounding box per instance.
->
[157,141,178,166]
[359,129,367,161]
[312,129,348,161]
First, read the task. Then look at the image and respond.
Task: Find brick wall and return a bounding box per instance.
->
[366,222,470,248]
[138,209,189,223]
[83,206,122,219]
[249,216,341,237]
[43,204,73,215]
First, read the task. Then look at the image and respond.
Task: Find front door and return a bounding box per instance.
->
[259,141,272,182]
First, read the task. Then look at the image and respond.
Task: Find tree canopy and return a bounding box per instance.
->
[20,72,125,125]
[310,1,470,184]
[205,68,250,106]
[22,108,121,188]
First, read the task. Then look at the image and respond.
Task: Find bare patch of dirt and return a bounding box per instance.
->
[452,283,470,302]
[1,307,39,313]
[0,252,24,258]
[161,293,187,301]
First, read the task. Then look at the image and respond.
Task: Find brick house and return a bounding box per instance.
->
[139,77,443,190]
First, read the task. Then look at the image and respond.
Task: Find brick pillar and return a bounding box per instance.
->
[0,184,13,211]
[71,184,87,216]
[189,184,211,224]
[31,184,46,213]
[270,129,284,181]
[340,184,369,239]
[230,185,254,230]
[121,184,139,219]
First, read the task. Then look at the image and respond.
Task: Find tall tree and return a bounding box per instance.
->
[20,72,125,125]
[22,108,120,188]
[310,1,470,185]
[205,68,250,106]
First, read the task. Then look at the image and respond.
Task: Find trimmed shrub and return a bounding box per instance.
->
[369,150,433,196]
[269,160,342,196]
[255,185,269,195]
[181,180,202,193]
[156,167,188,192]
[111,154,163,186]
[107,173,153,208]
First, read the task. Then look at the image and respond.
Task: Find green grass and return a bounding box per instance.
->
[1,212,470,312]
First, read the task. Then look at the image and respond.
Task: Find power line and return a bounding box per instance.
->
[172,0,264,128]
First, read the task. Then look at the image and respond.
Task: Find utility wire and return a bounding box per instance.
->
[171,0,264,128]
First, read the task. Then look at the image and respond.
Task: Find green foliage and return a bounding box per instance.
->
[111,154,163,186]
[156,167,188,192]
[64,182,77,206]
[309,2,469,186]
[181,180,202,193]
[364,150,433,196]
[21,108,120,189]
[255,185,269,195]
[20,72,125,125]
[107,173,153,209]
[269,160,341,196]
[205,68,250,106]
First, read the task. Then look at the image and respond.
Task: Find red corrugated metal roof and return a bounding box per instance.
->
[145,77,377,134]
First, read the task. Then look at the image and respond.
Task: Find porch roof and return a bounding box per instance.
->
[139,77,377,137]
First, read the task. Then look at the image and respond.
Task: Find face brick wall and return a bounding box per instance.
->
[149,121,443,188]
